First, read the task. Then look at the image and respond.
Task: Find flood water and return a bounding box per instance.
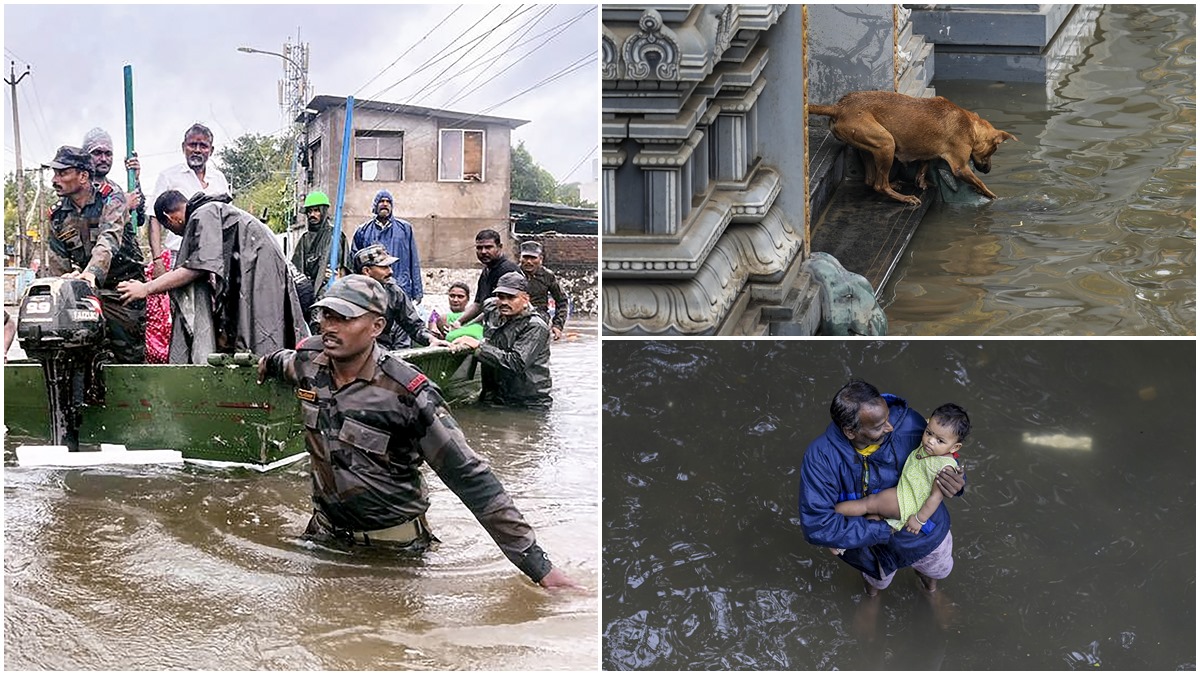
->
[602,340,1195,670]
[3,321,599,670]
[883,5,1196,335]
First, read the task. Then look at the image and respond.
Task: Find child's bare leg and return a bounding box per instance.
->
[830,489,901,556]
[834,498,869,517]
[835,488,902,520]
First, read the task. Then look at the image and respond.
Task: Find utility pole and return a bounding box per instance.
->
[38,166,48,271]
[6,61,31,265]
[282,32,311,232]
[238,30,311,230]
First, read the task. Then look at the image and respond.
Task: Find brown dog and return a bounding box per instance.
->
[809,91,1017,206]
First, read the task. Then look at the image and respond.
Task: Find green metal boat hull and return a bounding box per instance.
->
[3,347,479,468]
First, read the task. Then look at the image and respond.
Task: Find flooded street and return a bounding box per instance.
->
[4,321,599,670]
[883,5,1195,334]
[602,340,1195,670]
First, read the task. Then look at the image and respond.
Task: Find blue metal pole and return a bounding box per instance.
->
[327,96,354,284]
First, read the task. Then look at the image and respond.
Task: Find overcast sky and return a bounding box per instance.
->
[2,3,599,194]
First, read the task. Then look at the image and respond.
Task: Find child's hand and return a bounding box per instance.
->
[905,516,924,534]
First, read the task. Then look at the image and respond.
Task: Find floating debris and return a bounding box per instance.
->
[1022,432,1093,451]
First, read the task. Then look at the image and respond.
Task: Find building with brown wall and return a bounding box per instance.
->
[300,95,528,268]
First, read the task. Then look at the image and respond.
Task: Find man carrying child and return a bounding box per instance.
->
[798,379,966,596]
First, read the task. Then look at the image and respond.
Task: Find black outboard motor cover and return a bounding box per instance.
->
[16,277,107,451]
[17,277,106,355]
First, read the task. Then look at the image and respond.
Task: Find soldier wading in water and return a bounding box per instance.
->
[257,274,577,589]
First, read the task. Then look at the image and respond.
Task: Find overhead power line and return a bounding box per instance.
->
[390,4,539,109]
[435,5,557,110]
[354,5,596,140]
[352,4,465,98]
[366,4,508,102]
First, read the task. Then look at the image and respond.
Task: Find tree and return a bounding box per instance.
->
[217,133,289,192]
[554,182,596,209]
[216,132,295,233]
[4,170,49,262]
[510,141,558,203]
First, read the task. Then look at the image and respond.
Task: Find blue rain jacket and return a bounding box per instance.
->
[798,393,954,580]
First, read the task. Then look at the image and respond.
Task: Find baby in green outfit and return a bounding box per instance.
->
[834,403,970,535]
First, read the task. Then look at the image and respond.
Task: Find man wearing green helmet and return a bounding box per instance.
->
[292,190,350,300]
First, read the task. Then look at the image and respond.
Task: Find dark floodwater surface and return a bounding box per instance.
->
[4,323,599,670]
[883,5,1196,335]
[602,340,1195,670]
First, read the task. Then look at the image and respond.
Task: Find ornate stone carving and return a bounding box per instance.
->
[623,9,681,81]
[602,26,619,80]
[603,205,802,335]
[603,165,782,277]
[714,5,735,57]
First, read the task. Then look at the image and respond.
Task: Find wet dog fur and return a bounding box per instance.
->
[808,91,1017,206]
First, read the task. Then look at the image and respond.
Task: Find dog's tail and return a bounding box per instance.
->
[807,103,838,118]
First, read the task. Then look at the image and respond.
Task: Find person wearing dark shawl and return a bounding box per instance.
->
[118,190,310,363]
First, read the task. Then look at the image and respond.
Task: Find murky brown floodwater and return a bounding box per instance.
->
[4,321,598,670]
[602,340,1195,670]
[883,5,1195,335]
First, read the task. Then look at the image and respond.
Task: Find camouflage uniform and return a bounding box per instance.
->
[379,279,433,350]
[261,275,554,583]
[47,171,146,364]
[355,244,434,350]
[477,296,553,409]
[524,266,569,331]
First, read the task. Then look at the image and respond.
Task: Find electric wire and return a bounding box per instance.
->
[366,4,508,102]
[397,4,539,110]
[351,4,465,98]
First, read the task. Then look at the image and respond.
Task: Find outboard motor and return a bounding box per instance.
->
[17,277,107,451]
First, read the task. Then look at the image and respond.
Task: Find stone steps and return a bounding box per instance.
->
[806,129,934,295]
[897,33,937,98]
[909,4,1084,82]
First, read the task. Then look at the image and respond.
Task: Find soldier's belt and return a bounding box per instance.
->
[350,516,428,545]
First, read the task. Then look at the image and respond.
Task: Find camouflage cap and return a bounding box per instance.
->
[44,146,94,173]
[312,274,388,317]
[493,271,528,296]
[519,241,543,257]
[353,243,399,270]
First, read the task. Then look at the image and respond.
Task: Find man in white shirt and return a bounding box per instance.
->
[147,123,231,278]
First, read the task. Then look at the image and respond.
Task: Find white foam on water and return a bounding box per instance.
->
[16,444,184,467]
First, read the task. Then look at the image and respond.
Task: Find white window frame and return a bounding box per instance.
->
[438,128,486,182]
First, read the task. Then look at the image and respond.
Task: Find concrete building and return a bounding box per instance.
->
[299,95,528,268]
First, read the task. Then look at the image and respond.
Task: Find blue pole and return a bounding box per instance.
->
[328,95,355,285]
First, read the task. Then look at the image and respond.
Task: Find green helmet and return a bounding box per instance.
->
[303,191,331,208]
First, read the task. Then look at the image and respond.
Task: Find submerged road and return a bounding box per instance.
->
[4,320,600,670]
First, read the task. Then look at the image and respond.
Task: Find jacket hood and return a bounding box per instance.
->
[372,190,394,214]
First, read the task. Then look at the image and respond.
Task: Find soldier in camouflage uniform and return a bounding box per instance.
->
[451,271,552,409]
[257,275,575,589]
[82,127,143,213]
[518,241,569,340]
[353,243,447,350]
[44,146,146,363]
